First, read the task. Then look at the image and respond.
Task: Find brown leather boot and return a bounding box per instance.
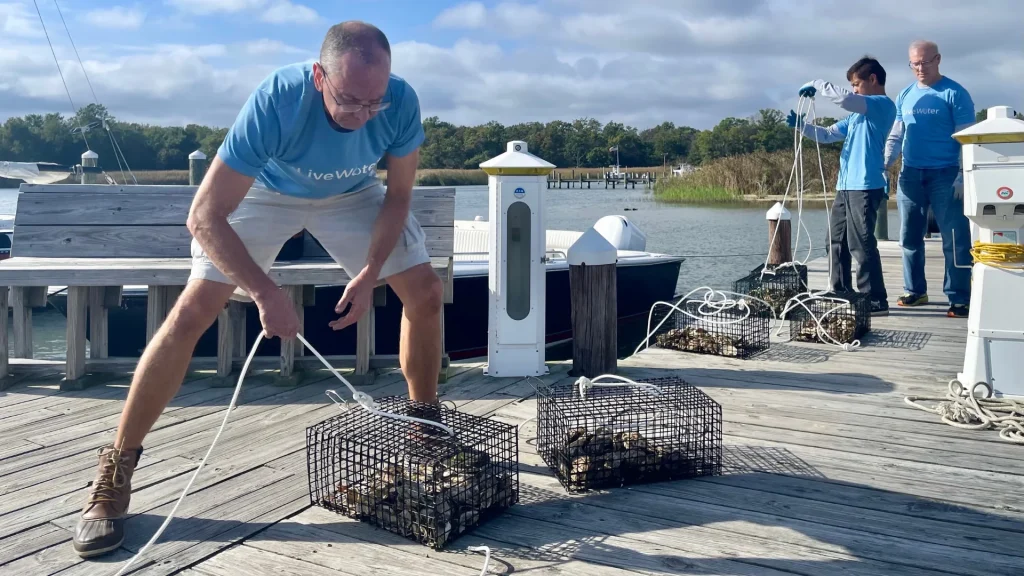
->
[72,443,143,558]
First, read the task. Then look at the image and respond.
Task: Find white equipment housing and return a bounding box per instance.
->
[953,106,1024,399]
[479,141,555,377]
[593,215,647,252]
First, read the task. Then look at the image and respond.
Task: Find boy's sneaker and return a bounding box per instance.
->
[73,444,143,558]
[897,293,928,307]
[870,300,889,316]
[947,303,969,318]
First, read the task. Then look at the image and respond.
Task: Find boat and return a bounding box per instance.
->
[43,215,684,361]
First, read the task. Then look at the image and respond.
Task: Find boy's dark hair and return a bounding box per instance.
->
[847,56,886,86]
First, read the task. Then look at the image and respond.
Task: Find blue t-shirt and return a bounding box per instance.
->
[218,61,425,198]
[895,76,975,169]
[831,94,897,191]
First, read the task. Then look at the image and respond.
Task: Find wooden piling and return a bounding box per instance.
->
[189,150,209,186]
[766,202,792,265]
[876,178,890,240]
[567,229,618,378]
[81,150,99,185]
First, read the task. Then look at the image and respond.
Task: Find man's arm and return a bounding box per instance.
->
[805,79,868,114]
[950,86,976,195]
[883,89,905,170]
[186,156,278,300]
[883,120,904,170]
[799,117,848,144]
[365,148,419,277]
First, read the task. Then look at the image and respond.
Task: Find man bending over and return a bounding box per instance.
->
[789,56,897,315]
[72,21,443,558]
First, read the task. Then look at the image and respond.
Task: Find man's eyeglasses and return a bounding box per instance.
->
[319,64,391,113]
[908,55,939,69]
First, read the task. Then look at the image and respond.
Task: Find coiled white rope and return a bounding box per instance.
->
[905,380,1024,444]
[115,330,490,575]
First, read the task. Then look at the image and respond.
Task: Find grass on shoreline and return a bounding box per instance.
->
[653,149,905,205]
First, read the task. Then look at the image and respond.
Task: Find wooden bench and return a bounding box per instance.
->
[0,183,455,390]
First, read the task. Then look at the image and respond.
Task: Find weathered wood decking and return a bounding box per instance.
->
[1,238,1022,575]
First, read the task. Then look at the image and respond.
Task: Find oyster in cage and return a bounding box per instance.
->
[558,426,673,489]
[798,313,856,343]
[338,476,397,517]
[656,327,746,358]
[749,285,798,313]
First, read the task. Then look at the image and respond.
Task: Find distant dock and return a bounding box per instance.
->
[547,170,658,189]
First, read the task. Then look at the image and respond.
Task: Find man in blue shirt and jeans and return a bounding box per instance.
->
[884,40,975,318]
[789,56,897,315]
[72,21,443,559]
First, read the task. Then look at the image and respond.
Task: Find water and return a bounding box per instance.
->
[0,186,903,359]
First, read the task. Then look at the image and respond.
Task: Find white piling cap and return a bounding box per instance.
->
[479,140,555,174]
[567,227,617,266]
[81,150,98,159]
[766,202,791,221]
[189,150,207,160]
[953,105,1024,144]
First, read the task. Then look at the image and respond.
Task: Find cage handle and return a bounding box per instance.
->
[576,375,663,399]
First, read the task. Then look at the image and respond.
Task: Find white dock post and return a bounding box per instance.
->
[480,141,556,377]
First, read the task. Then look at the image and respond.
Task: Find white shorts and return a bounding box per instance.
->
[189,180,430,294]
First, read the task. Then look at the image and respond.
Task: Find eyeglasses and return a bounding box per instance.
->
[908,55,939,69]
[319,64,391,113]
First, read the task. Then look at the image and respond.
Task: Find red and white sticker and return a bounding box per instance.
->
[996,186,1014,200]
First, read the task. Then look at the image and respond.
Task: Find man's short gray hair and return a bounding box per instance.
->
[320,21,391,72]
[909,39,939,55]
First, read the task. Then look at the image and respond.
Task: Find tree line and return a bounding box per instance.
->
[3,101,1016,176]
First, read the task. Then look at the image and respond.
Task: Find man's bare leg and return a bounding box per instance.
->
[74,278,237,558]
[386,263,443,403]
[114,279,239,449]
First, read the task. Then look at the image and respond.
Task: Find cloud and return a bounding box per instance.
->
[83,6,147,30]
[165,0,320,24]
[3,0,1023,133]
[433,2,487,29]
[433,2,553,36]
[262,0,320,25]
[242,39,310,57]
[406,0,1024,128]
[0,2,42,38]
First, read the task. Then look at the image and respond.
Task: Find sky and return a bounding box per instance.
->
[1,0,1023,131]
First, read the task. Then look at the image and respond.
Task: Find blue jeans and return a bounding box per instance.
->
[896,165,972,305]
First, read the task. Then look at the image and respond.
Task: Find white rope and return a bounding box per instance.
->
[468,545,492,575]
[575,374,663,399]
[633,286,778,355]
[905,380,1024,444]
[115,329,468,576]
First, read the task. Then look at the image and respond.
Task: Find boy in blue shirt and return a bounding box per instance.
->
[788,56,897,315]
[884,40,975,318]
[73,22,442,558]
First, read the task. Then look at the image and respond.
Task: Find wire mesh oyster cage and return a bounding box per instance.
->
[307,396,518,550]
[537,376,723,493]
[733,263,809,315]
[788,291,871,345]
[646,292,773,359]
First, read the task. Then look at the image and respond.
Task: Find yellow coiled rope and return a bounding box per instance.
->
[970,241,1024,270]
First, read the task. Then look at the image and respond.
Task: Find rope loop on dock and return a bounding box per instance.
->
[904,379,1024,444]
